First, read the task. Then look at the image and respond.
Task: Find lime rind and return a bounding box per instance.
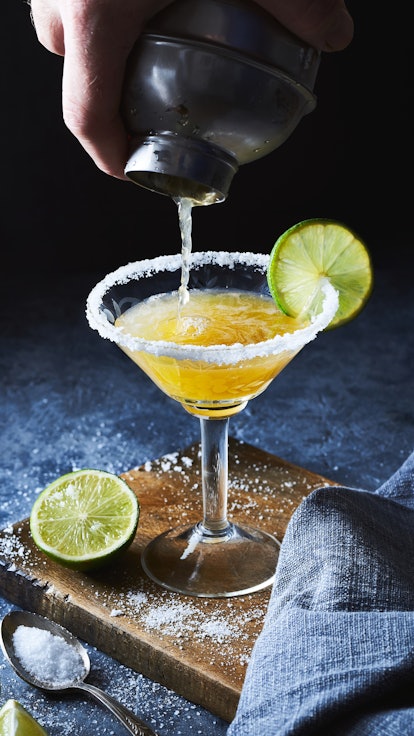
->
[267,219,373,329]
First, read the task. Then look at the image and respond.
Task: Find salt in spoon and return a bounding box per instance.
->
[0,610,159,736]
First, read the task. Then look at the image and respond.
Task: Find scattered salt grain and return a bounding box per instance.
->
[13,625,85,685]
[128,591,148,607]
[0,529,27,561]
[141,600,241,643]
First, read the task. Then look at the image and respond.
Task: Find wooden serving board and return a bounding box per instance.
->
[0,438,335,722]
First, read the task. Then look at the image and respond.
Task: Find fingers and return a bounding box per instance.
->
[59,0,138,179]
[30,0,65,56]
[255,0,354,52]
[31,0,173,180]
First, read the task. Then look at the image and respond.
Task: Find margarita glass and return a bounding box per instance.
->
[86,251,337,597]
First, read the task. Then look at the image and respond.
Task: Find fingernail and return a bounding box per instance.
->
[323,7,354,52]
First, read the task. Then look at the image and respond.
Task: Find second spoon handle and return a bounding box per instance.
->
[73,681,159,736]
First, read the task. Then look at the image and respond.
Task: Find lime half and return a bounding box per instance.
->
[0,699,49,736]
[30,469,139,572]
[267,219,373,329]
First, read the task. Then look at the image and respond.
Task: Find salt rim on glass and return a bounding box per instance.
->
[85,251,339,365]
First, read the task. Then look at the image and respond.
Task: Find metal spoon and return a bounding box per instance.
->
[0,610,159,736]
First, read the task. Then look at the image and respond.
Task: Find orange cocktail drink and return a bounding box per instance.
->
[115,288,307,417]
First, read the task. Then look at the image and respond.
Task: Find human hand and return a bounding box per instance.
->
[255,0,354,53]
[29,0,354,181]
[29,0,174,180]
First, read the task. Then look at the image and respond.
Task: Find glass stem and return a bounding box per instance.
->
[199,416,231,535]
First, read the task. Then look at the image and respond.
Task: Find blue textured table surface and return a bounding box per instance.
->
[1,262,413,735]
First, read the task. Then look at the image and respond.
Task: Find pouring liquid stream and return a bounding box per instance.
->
[175,197,194,315]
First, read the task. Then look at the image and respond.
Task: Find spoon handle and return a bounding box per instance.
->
[73,681,159,736]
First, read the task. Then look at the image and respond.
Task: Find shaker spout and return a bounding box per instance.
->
[125,134,238,204]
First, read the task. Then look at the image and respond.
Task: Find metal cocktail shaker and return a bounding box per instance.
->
[121,0,320,204]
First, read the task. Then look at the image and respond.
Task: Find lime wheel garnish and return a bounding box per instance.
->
[267,218,373,329]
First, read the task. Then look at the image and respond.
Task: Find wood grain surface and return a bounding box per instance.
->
[0,438,335,722]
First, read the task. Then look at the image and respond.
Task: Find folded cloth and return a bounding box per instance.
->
[227,451,414,735]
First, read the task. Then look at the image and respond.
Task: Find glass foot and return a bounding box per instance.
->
[140,522,280,597]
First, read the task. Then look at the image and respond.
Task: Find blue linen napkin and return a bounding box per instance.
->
[227,450,414,735]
